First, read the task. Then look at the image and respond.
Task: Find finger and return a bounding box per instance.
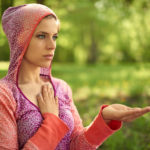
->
[49,88,54,101]
[37,93,44,106]
[123,112,143,122]
[122,107,150,122]
[128,111,148,122]
[47,85,51,98]
[46,84,52,96]
[128,106,150,112]
[46,84,54,103]
[46,84,49,92]
[118,108,143,120]
[119,108,140,118]
[42,85,48,100]
[51,87,54,97]
[133,108,150,118]
[143,106,150,112]
[133,107,150,115]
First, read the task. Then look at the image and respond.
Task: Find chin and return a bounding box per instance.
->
[39,62,51,68]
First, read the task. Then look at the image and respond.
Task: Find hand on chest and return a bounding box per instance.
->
[19,82,53,106]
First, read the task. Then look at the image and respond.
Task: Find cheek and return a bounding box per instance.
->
[26,39,41,53]
[24,43,38,61]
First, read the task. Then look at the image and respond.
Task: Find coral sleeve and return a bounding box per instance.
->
[0,87,69,150]
[67,86,122,150]
[29,113,69,150]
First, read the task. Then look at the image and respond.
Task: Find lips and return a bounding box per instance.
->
[43,54,54,60]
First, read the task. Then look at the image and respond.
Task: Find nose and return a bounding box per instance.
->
[46,38,56,51]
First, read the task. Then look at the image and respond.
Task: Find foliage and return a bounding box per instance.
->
[1,62,150,149]
[1,0,150,63]
[52,62,150,150]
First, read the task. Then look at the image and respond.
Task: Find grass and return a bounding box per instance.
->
[1,62,150,150]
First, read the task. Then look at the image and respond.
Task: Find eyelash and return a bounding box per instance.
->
[37,34,58,41]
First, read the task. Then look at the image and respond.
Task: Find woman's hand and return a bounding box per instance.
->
[36,84,59,117]
[102,104,150,123]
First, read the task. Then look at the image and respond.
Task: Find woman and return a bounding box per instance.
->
[0,3,150,150]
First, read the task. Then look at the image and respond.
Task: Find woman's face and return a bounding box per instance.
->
[23,17,59,68]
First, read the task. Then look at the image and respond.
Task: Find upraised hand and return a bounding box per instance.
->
[102,104,150,123]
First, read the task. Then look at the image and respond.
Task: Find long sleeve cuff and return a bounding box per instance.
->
[84,105,122,146]
[30,113,69,150]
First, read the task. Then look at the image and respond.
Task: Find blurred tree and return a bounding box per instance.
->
[36,0,45,4]
[1,0,150,63]
[0,0,14,60]
[87,21,98,63]
[1,0,14,19]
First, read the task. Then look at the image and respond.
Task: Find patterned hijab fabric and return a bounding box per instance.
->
[1,4,74,149]
[2,4,56,83]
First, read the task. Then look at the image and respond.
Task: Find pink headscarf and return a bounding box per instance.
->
[2,3,57,84]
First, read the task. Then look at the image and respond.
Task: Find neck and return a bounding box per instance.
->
[18,58,42,85]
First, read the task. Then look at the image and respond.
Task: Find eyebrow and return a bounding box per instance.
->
[37,31,58,35]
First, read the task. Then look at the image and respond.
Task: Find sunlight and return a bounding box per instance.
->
[0,61,9,70]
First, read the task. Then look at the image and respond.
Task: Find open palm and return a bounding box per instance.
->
[102,104,150,123]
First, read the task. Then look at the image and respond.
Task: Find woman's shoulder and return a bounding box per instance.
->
[0,80,10,93]
[52,77,69,87]
[0,80,17,109]
[52,77,72,97]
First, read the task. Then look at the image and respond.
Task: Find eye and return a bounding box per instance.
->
[52,35,58,41]
[37,34,46,39]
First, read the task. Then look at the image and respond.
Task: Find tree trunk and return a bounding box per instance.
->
[87,21,98,64]
[1,0,14,19]
[36,0,45,4]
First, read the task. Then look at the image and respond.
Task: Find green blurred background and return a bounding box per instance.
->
[1,0,150,149]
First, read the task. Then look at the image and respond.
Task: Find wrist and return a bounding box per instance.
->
[104,119,111,124]
[101,105,111,124]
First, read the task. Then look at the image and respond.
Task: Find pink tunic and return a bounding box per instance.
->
[0,3,122,150]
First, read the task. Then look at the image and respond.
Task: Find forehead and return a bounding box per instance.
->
[34,18,58,34]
